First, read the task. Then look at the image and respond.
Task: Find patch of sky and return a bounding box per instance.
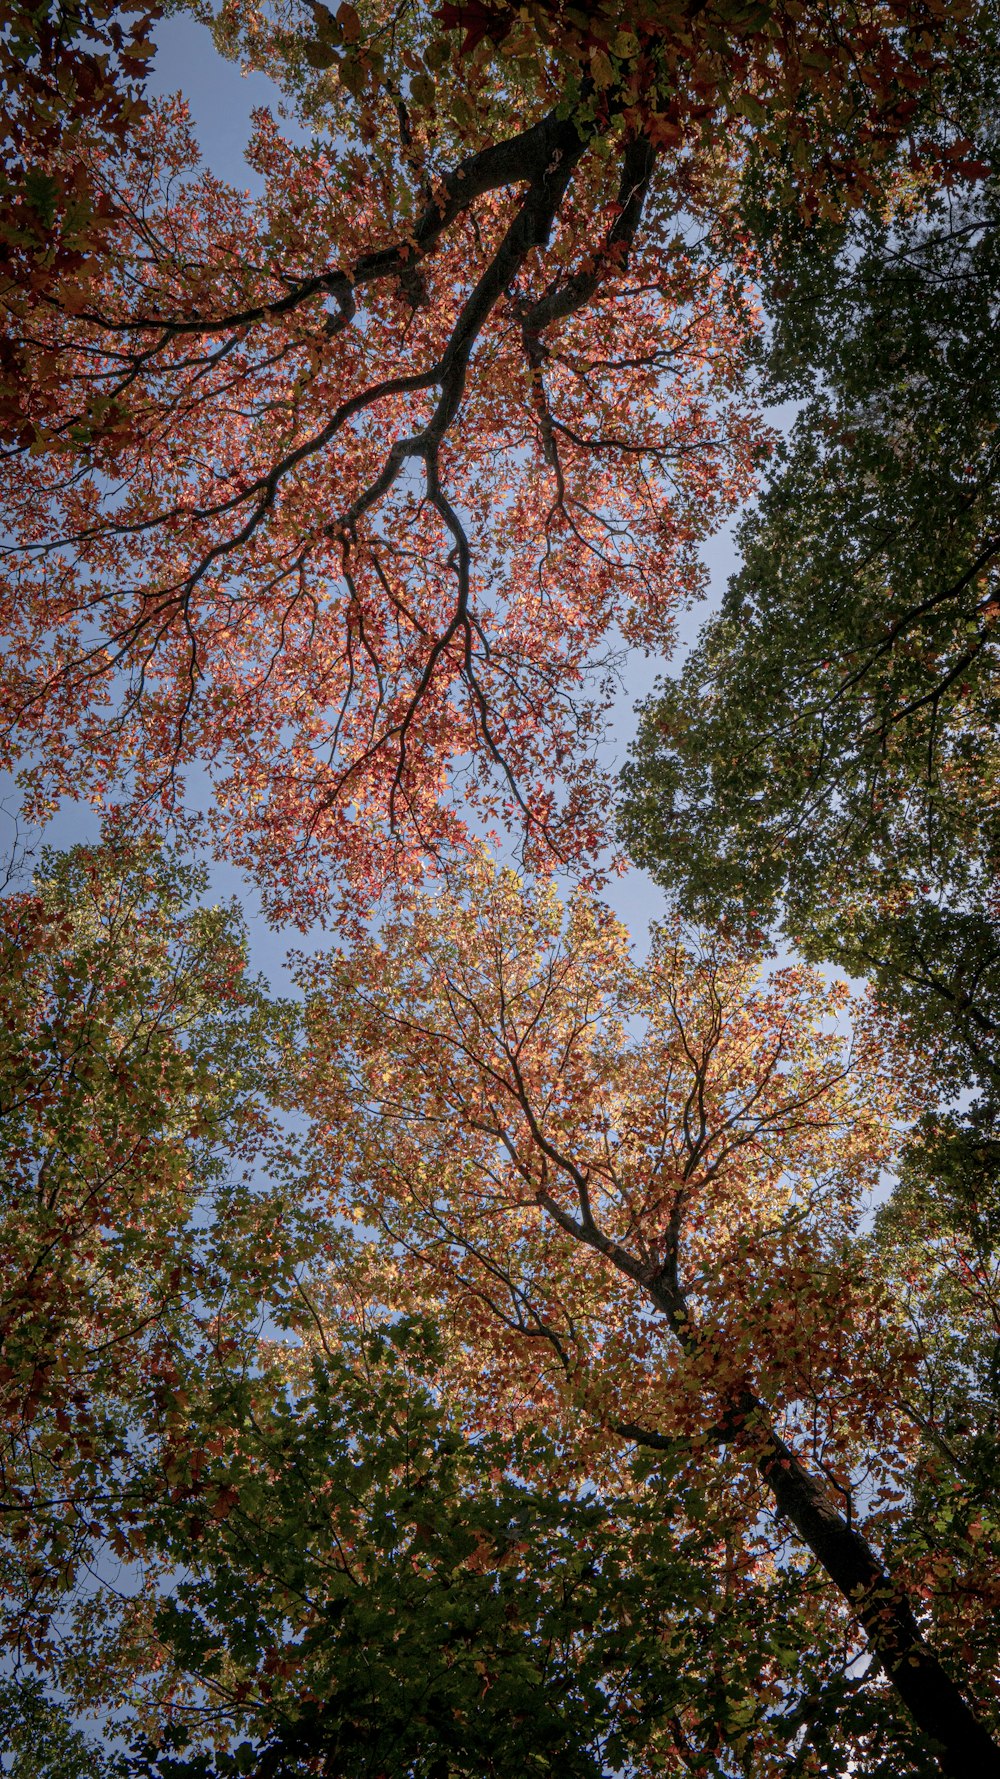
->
[147,12,295,191]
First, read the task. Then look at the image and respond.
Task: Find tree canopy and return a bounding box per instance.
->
[4,0,1000,1774]
[130,1321,826,1779]
[289,861,999,1772]
[0,833,305,1669]
[1,0,987,917]
[621,47,1000,1101]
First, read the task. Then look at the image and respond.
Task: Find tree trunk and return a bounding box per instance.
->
[745,1404,1000,1776]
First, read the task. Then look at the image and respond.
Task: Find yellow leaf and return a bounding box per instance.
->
[590,46,615,86]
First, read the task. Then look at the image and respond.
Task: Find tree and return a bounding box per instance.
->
[6,4,1000,1769]
[869,1115,1000,1682]
[289,860,1000,1774]
[0,1674,128,1779]
[620,59,1000,1103]
[0,0,156,306]
[0,0,979,920]
[127,1320,855,1779]
[0,832,306,1666]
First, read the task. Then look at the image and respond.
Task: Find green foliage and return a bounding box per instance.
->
[126,1319,917,1779]
[0,1675,127,1779]
[878,1114,1000,1491]
[621,86,1000,1095]
[134,1321,675,1779]
[0,828,309,1651]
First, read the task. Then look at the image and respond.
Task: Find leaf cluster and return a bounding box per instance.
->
[124,1320,912,1779]
[621,74,1000,1098]
[0,830,308,1651]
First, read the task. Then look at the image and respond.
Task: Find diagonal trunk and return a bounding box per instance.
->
[535,1164,1000,1769]
[744,1403,1000,1776]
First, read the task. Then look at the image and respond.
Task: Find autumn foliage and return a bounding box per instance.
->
[433,0,979,204]
[0,0,157,303]
[1,0,988,919]
[0,836,302,1663]
[3,0,1000,1772]
[297,869,892,1444]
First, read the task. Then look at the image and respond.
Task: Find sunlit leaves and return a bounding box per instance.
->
[0,830,305,1655]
